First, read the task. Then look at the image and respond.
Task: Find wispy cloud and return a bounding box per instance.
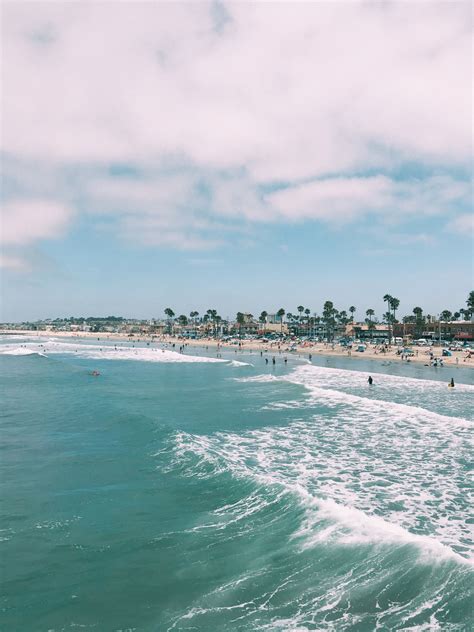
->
[267,175,470,224]
[446,213,474,236]
[1,200,74,246]
[0,253,30,271]
[0,199,74,269]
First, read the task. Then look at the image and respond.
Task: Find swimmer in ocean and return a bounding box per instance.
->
[368,376,373,385]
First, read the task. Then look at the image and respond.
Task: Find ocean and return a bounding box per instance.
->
[1,336,473,631]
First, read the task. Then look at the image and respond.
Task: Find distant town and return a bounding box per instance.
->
[2,292,473,344]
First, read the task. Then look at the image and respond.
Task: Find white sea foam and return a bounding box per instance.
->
[233,374,282,383]
[0,347,47,357]
[294,491,471,565]
[285,374,472,427]
[228,359,253,367]
[163,360,474,631]
[166,384,474,564]
[288,363,474,392]
[271,365,470,430]
[0,340,224,364]
[239,364,473,426]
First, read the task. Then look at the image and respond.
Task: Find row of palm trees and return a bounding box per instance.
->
[162,291,473,339]
[164,308,224,336]
[163,303,377,340]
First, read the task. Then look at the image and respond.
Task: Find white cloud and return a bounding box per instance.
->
[1,1,471,178]
[267,175,470,224]
[268,176,392,222]
[446,213,474,235]
[0,253,30,271]
[0,2,471,254]
[1,199,74,245]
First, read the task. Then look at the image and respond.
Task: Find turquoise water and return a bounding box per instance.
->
[1,337,473,631]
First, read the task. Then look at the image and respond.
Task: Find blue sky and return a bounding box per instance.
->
[1,1,472,322]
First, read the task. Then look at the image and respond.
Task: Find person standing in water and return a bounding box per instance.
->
[449,378,455,388]
[368,376,373,385]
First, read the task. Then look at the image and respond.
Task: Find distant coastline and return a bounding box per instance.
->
[2,329,473,369]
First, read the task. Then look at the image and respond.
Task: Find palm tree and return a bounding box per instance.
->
[466,290,474,317]
[323,301,336,341]
[390,297,400,323]
[383,311,394,336]
[383,295,394,343]
[189,311,199,338]
[206,309,219,337]
[277,308,285,337]
[215,315,222,337]
[440,310,452,322]
[349,306,356,323]
[366,308,375,340]
[259,311,268,335]
[236,311,245,338]
[296,305,304,336]
[304,308,311,335]
[413,306,424,338]
[164,307,175,335]
[339,310,348,325]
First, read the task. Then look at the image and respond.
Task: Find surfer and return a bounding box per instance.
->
[368,375,373,385]
[90,370,100,376]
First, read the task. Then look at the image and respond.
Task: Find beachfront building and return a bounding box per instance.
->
[259,322,289,335]
[393,320,474,342]
[350,323,390,342]
[286,320,327,339]
[230,314,259,336]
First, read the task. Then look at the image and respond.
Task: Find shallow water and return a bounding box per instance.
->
[1,337,473,630]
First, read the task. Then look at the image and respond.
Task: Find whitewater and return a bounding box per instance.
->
[0,337,472,630]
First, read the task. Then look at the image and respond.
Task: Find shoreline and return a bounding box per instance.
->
[1,329,473,369]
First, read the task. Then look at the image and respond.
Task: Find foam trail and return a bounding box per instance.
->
[0,341,225,364]
[233,374,281,383]
[0,347,47,357]
[286,380,471,426]
[228,360,253,367]
[289,363,474,392]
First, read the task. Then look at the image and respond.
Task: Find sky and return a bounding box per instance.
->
[1,1,473,322]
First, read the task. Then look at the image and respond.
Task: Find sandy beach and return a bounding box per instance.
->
[2,329,473,369]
